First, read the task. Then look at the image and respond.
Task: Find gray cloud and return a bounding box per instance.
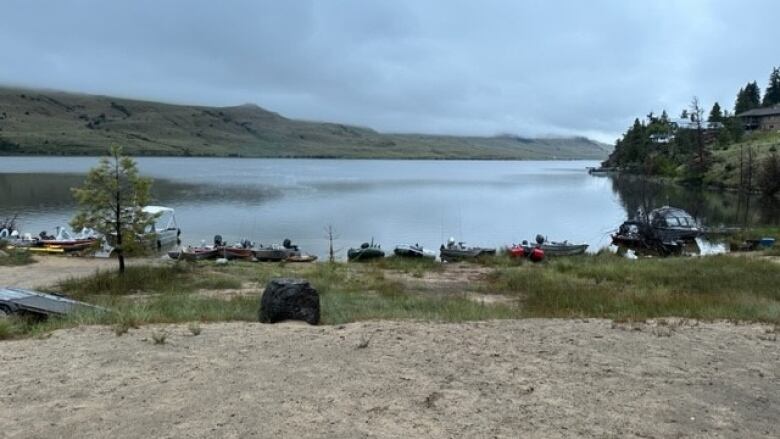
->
[1,0,778,143]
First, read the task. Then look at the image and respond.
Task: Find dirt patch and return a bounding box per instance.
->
[194,282,262,300]
[384,262,494,297]
[1,319,777,438]
[465,292,516,304]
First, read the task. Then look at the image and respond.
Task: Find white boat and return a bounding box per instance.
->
[142,206,180,249]
[98,206,180,257]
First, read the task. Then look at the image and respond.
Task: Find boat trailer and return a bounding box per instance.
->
[0,287,104,318]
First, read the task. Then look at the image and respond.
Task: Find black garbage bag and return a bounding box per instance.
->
[258,278,320,325]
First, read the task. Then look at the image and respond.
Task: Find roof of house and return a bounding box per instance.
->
[737,105,780,117]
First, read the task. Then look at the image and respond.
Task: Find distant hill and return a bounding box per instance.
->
[0,87,610,159]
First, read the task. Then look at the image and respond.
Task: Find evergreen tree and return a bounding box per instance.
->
[735,82,762,114]
[708,102,723,122]
[680,109,689,119]
[71,146,154,274]
[744,81,762,109]
[762,67,780,107]
[734,87,747,114]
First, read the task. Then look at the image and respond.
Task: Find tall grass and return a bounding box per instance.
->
[0,248,34,266]
[490,253,780,323]
[5,252,780,340]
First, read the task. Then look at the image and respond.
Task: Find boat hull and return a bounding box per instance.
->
[393,245,436,259]
[347,248,385,262]
[540,243,588,256]
[253,248,296,262]
[219,247,254,260]
[439,247,494,262]
[179,248,218,261]
[40,238,99,252]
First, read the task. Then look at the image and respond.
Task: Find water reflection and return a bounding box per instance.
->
[608,173,780,228]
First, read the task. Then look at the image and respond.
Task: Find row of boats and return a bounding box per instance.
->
[10,204,747,262]
[166,235,589,264]
[346,236,588,262]
[0,206,181,256]
[168,237,318,263]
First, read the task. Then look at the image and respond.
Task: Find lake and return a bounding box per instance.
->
[1,157,778,258]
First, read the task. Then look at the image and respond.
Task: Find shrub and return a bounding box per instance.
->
[757,152,780,197]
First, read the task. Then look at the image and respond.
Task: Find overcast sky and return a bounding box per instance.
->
[1,1,778,143]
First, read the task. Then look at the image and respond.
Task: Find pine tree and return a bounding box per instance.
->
[71,146,154,274]
[734,87,747,114]
[708,102,723,122]
[735,82,762,114]
[745,81,762,109]
[762,67,780,107]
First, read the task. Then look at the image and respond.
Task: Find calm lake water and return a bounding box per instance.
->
[1,157,778,258]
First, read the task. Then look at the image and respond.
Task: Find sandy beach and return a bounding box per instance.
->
[1,319,777,438]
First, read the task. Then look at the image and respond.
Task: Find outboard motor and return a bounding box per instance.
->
[535,234,545,245]
[213,234,224,247]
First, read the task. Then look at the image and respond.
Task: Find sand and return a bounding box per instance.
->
[1,319,777,438]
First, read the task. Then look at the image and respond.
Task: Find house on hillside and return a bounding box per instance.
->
[670,119,724,131]
[737,105,780,131]
[650,118,723,145]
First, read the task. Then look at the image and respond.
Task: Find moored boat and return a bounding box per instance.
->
[439,238,495,262]
[348,240,385,262]
[38,226,100,252]
[507,242,545,262]
[647,206,702,241]
[178,246,219,261]
[141,206,181,249]
[216,238,255,260]
[393,244,436,259]
[537,237,588,256]
[253,239,301,262]
[221,246,254,260]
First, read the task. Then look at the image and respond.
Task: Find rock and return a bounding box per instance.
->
[259,278,320,325]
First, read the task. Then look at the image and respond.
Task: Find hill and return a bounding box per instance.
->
[0,87,610,159]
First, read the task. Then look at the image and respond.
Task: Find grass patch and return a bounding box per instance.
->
[0,315,27,340]
[490,252,780,323]
[371,256,444,277]
[57,263,242,298]
[6,251,780,340]
[0,248,35,266]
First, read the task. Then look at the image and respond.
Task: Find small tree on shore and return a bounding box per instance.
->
[71,146,153,274]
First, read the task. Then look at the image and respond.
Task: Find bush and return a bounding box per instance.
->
[757,152,780,197]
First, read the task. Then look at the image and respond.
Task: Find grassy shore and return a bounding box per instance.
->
[0,245,34,267]
[1,253,779,340]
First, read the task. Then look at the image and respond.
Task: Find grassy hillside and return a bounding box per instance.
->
[0,87,610,159]
[705,131,780,189]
